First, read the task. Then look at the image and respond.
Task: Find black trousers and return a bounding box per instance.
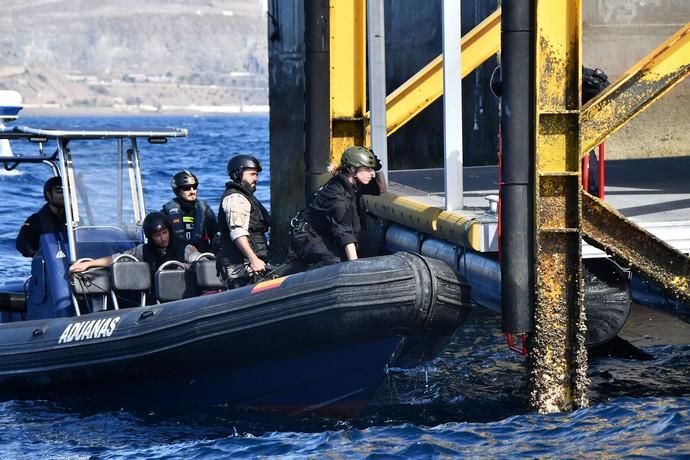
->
[289,228,342,268]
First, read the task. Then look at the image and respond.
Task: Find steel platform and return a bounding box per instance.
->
[387,156,690,257]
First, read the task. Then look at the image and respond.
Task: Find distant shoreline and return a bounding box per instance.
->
[20,105,269,117]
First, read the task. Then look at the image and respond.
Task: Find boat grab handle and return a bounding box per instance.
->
[113,254,139,263]
[156,260,186,272]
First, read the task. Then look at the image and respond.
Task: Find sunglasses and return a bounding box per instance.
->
[180,184,198,191]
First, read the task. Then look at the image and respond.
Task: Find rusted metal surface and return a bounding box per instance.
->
[531,231,588,412]
[331,117,365,165]
[581,22,690,155]
[532,0,589,413]
[582,192,690,304]
[531,174,588,413]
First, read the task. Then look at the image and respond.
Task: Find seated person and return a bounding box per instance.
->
[70,212,201,277]
[16,176,67,258]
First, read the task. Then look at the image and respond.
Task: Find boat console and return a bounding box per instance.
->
[0,120,188,320]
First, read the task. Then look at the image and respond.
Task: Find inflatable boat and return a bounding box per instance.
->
[0,252,469,417]
[0,115,471,417]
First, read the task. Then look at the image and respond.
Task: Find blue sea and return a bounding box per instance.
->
[0,115,688,459]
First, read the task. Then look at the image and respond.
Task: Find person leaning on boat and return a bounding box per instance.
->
[15,176,67,258]
[289,146,386,267]
[215,154,270,289]
[69,212,201,277]
[160,170,217,253]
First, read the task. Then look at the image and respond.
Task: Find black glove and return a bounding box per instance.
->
[373,153,382,172]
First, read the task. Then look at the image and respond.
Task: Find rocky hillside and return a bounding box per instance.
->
[0,0,268,113]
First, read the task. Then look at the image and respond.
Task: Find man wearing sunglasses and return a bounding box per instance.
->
[16,176,67,258]
[161,170,218,253]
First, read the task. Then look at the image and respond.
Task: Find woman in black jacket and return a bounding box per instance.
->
[290,146,386,267]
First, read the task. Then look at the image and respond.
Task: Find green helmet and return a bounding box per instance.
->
[340,146,381,171]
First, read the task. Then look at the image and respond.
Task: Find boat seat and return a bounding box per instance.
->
[192,253,225,291]
[154,261,198,303]
[70,262,111,313]
[110,254,152,308]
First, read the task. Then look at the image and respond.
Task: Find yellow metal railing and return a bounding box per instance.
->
[581,23,690,156]
[364,8,501,138]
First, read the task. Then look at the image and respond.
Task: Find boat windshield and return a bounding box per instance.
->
[68,139,143,258]
[0,125,187,262]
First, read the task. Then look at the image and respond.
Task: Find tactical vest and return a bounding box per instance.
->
[216,181,270,266]
[162,198,212,250]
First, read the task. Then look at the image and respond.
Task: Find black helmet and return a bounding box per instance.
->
[43,176,63,201]
[341,146,381,171]
[171,170,198,194]
[582,67,610,104]
[142,212,172,239]
[227,154,262,183]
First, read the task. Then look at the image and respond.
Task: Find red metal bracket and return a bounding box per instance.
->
[506,332,528,356]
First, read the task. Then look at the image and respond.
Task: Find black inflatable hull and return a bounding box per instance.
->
[0,253,470,417]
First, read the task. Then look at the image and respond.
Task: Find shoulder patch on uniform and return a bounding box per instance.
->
[226,194,251,228]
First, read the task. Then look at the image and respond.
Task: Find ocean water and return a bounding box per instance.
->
[0,114,688,458]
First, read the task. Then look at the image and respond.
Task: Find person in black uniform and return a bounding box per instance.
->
[215,154,271,288]
[16,176,67,258]
[161,170,217,253]
[289,145,386,268]
[69,212,201,278]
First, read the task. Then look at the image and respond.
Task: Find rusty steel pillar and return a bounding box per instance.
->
[530,0,588,413]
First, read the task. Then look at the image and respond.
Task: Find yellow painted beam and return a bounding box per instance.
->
[364,8,501,138]
[532,0,588,414]
[582,192,690,303]
[363,193,483,251]
[577,22,690,315]
[436,211,482,250]
[581,22,690,155]
[364,193,440,235]
[330,0,367,163]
